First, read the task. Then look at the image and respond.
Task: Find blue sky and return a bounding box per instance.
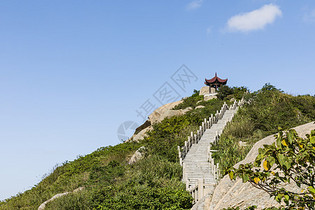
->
[0,0,314,201]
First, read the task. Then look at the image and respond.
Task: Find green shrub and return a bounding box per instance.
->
[2,89,221,209]
[173,89,204,110]
[212,84,315,175]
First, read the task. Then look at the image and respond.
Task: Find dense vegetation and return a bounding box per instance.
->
[1,84,313,209]
[0,89,232,209]
[211,84,315,175]
[229,129,315,209]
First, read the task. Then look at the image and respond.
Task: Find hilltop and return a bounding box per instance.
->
[0,84,314,209]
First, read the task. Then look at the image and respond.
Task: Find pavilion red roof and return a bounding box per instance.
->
[205,73,228,85]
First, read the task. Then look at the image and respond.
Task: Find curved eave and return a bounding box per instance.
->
[205,78,228,84]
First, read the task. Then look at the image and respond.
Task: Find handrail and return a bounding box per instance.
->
[179,98,244,204]
[177,101,229,165]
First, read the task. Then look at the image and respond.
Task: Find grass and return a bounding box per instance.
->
[0,89,232,209]
[211,84,315,175]
[2,84,311,209]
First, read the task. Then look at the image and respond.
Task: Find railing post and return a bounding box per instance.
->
[196,187,199,202]
[183,162,186,182]
[217,163,220,179]
[191,132,194,144]
[178,146,182,166]
[184,141,188,154]
[198,179,204,201]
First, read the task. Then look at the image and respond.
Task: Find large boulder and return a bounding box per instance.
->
[148,100,183,123]
[127,126,153,142]
[200,86,217,101]
[200,86,216,95]
[127,100,193,142]
[200,86,211,95]
[207,122,315,210]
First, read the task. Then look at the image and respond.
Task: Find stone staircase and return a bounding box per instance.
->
[178,100,243,210]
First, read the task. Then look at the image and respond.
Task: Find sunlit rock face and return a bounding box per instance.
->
[200,86,217,101]
[206,122,315,210]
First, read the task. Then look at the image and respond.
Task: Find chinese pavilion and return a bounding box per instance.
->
[204,73,228,90]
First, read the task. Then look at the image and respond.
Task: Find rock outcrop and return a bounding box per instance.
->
[200,86,217,101]
[148,100,184,124]
[206,122,315,210]
[195,105,205,109]
[128,146,145,164]
[38,187,84,210]
[200,86,211,95]
[127,100,193,142]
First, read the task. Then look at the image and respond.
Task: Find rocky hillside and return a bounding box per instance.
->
[0,84,314,209]
[206,122,315,209]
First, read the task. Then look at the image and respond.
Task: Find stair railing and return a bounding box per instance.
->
[180,98,245,205]
[178,102,229,165]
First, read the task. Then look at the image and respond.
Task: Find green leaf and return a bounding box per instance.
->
[287,132,294,144]
[283,160,291,170]
[229,171,234,180]
[275,193,283,202]
[266,156,275,168]
[310,136,315,144]
[308,186,315,195]
[276,136,282,148]
[242,173,249,183]
[277,154,285,167]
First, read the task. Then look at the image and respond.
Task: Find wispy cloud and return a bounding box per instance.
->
[303,9,315,23]
[227,4,282,32]
[186,0,203,11]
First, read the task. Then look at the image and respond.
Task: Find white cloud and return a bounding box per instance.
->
[227,4,282,32]
[186,0,203,11]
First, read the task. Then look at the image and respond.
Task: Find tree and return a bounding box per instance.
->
[228,129,315,208]
[217,86,248,100]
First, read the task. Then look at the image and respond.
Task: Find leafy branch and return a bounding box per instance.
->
[229,129,315,208]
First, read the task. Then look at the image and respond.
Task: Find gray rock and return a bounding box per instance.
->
[148,100,184,124]
[204,95,217,101]
[200,86,211,95]
[238,141,247,147]
[195,105,205,109]
[200,87,216,96]
[38,187,84,210]
[126,126,153,142]
[127,100,186,142]
[128,146,145,164]
[206,122,315,210]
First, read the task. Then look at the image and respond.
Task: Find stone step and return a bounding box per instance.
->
[181,106,239,209]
